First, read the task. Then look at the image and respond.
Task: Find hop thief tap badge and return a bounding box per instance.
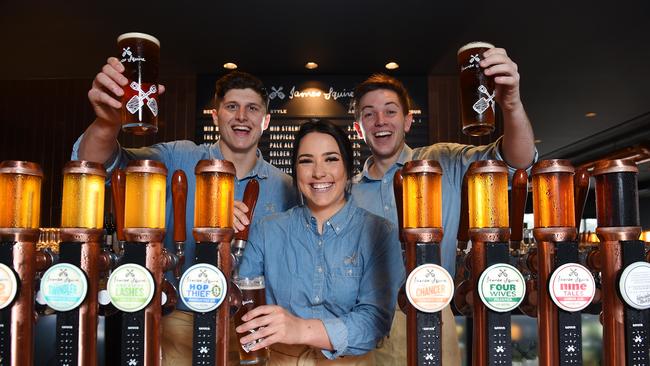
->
[179,263,227,313]
[478,263,525,312]
[0,263,18,309]
[549,263,596,312]
[40,263,88,312]
[107,263,155,312]
[406,264,454,313]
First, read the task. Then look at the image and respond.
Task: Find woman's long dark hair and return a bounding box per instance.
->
[291,119,354,197]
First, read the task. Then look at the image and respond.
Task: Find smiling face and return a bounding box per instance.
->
[296,132,348,221]
[354,89,413,162]
[212,88,269,155]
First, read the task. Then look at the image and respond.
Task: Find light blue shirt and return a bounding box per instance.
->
[239,199,404,359]
[352,138,537,275]
[71,137,297,310]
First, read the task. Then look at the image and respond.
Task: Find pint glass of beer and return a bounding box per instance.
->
[234,276,268,365]
[458,41,496,136]
[117,32,160,135]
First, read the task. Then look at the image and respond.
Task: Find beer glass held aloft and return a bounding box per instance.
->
[117,32,160,135]
[234,276,269,365]
[458,41,496,137]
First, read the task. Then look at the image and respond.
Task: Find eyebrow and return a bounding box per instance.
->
[361,101,399,110]
[297,151,341,159]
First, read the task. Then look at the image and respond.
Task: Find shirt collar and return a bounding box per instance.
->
[209,143,269,180]
[300,198,357,237]
[358,144,414,182]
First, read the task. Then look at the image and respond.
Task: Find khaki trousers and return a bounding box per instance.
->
[374,305,461,366]
[270,344,375,366]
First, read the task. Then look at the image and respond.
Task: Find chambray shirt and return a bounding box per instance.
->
[352,138,537,276]
[71,137,296,310]
[239,199,404,359]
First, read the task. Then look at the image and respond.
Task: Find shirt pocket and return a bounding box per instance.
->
[331,265,363,310]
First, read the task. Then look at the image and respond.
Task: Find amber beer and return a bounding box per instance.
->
[234,276,268,365]
[194,160,235,228]
[117,32,160,135]
[467,161,509,228]
[0,161,43,228]
[531,160,575,228]
[401,160,442,228]
[458,41,496,136]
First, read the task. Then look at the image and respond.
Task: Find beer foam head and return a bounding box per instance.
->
[117,32,160,47]
[236,276,265,290]
[457,41,495,55]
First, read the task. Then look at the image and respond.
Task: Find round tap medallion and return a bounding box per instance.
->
[40,263,88,312]
[548,263,595,312]
[0,263,18,310]
[478,263,525,312]
[619,261,650,310]
[405,263,454,313]
[107,263,155,313]
[179,263,227,313]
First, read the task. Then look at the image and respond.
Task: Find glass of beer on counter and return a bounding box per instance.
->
[234,276,269,365]
[458,41,496,136]
[117,32,160,135]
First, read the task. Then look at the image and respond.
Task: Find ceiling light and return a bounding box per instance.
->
[585,112,597,118]
[385,62,399,70]
[223,62,238,70]
[305,62,318,70]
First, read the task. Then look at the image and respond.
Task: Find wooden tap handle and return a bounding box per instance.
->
[171,170,188,243]
[574,168,590,230]
[457,171,470,248]
[233,179,260,241]
[392,169,404,243]
[509,169,528,249]
[111,169,126,242]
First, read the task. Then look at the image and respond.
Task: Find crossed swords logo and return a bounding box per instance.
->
[126,82,159,117]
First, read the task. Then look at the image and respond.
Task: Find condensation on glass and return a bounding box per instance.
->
[61,161,106,228]
[0,160,43,229]
[531,160,575,228]
[467,160,509,229]
[194,160,235,228]
[401,160,442,228]
[124,160,167,229]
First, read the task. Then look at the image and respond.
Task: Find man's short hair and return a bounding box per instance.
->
[353,73,411,119]
[214,71,269,109]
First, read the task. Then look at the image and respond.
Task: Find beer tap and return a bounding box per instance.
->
[453,172,472,317]
[531,160,595,366]
[467,161,525,366]
[231,179,260,277]
[171,170,187,281]
[395,160,453,366]
[509,169,528,254]
[392,169,408,314]
[37,161,110,365]
[106,160,169,366]
[177,160,235,366]
[0,160,46,366]
[593,159,648,366]
[111,168,127,255]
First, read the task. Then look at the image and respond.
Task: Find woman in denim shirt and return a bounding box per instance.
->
[238,119,405,365]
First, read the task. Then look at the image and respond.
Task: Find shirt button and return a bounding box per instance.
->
[384,205,390,211]
[318,240,322,246]
[382,179,387,184]
[317,267,323,273]
[314,296,320,302]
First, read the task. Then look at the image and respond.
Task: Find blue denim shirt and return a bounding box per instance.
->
[239,199,404,359]
[72,136,297,310]
[352,138,537,276]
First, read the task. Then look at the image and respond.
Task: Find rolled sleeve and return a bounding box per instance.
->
[70,134,123,176]
[492,136,539,175]
[320,317,349,359]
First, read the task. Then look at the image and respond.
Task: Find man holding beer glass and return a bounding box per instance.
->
[237,120,404,365]
[72,42,296,363]
[351,45,536,365]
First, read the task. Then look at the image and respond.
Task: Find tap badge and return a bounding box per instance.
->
[549,263,595,312]
[405,263,454,313]
[478,263,525,312]
[0,263,18,310]
[619,261,650,310]
[179,263,227,313]
[107,263,155,313]
[40,263,88,312]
